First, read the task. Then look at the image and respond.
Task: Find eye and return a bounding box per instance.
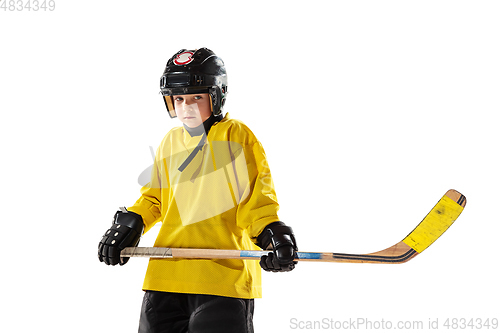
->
[174,97,184,102]
[193,95,203,100]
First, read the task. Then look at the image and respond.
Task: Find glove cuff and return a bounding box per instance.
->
[114,207,144,235]
[256,221,298,251]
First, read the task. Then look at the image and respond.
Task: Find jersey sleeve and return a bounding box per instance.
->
[126,151,164,234]
[235,140,281,242]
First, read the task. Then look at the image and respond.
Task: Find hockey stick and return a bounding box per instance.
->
[121,189,466,264]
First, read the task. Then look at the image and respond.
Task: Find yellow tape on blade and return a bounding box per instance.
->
[403,195,464,253]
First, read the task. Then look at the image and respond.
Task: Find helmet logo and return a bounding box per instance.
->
[173,51,195,66]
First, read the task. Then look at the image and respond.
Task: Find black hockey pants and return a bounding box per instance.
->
[138,291,254,333]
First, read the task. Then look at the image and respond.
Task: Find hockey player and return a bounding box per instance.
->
[98,48,298,333]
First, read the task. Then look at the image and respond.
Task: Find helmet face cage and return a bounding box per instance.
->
[160,48,227,119]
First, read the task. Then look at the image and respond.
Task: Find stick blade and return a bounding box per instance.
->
[402,189,466,253]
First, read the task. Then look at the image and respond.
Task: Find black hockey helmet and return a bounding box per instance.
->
[160,48,228,118]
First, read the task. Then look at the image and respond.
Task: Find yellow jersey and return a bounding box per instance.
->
[127,113,280,299]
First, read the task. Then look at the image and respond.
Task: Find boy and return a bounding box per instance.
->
[98,48,298,333]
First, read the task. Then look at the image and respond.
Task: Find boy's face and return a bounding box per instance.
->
[173,93,212,128]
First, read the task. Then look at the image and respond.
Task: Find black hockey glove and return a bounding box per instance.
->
[98,207,144,266]
[256,222,298,272]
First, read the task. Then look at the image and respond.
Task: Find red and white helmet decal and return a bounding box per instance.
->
[173,51,195,66]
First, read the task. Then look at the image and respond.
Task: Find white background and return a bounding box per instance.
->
[1,1,499,332]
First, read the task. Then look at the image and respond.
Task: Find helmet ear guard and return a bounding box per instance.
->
[163,95,177,118]
[208,86,227,117]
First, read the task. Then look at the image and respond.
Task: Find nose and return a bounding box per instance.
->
[178,102,198,116]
